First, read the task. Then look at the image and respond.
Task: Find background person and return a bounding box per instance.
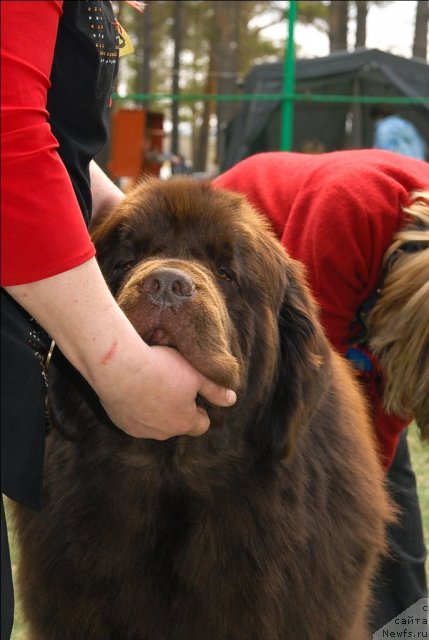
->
[370,104,427,161]
[213,149,429,631]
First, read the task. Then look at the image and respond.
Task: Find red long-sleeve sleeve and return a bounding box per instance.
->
[1,0,95,286]
[214,150,429,466]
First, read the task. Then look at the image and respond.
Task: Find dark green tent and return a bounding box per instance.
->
[221,48,429,171]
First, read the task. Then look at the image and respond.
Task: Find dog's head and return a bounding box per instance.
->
[367,191,429,441]
[89,177,329,459]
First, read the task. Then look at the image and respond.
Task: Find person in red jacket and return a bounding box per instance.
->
[213,149,429,631]
[1,3,235,638]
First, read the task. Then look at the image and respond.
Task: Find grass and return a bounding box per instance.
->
[408,422,429,573]
[8,516,25,640]
[6,423,429,639]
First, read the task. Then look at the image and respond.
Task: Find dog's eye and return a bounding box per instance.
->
[117,260,136,273]
[215,267,234,281]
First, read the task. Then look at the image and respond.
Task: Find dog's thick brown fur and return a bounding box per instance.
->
[13,178,393,640]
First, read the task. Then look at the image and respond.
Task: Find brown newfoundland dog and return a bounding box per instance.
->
[13,178,392,640]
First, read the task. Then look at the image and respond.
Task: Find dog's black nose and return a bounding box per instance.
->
[146,267,195,307]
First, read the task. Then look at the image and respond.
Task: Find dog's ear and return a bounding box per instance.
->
[255,259,331,461]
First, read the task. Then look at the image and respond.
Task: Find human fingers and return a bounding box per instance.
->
[186,405,211,437]
[101,398,210,440]
[148,345,237,409]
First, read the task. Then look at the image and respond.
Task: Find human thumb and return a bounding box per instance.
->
[198,378,237,408]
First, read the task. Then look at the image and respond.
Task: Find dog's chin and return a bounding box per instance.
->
[144,327,176,349]
[140,324,240,394]
[143,328,210,407]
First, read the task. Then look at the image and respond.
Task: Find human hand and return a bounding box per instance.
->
[97,343,237,440]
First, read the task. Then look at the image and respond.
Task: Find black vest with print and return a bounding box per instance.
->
[47,0,119,225]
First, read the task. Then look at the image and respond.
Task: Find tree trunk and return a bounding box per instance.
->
[413,0,429,61]
[194,52,216,173]
[329,0,349,52]
[140,8,152,97]
[171,1,183,156]
[355,0,367,49]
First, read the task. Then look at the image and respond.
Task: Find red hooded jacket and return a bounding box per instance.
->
[213,150,429,467]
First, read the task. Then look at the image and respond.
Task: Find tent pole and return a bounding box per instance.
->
[281,0,297,151]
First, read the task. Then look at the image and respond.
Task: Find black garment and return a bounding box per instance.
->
[370,429,428,632]
[1,3,118,638]
[47,0,119,225]
[1,292,51,509]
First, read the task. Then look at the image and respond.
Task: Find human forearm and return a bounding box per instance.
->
[90,161,124,223]
[5,257,133,385]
